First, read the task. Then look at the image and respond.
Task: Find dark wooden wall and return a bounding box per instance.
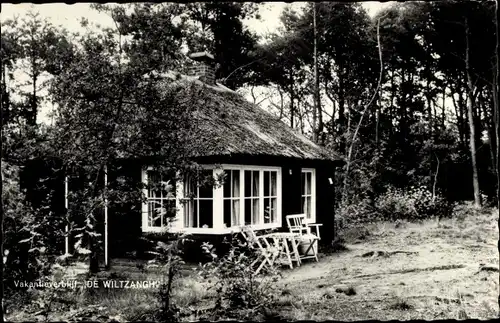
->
[280,162,303,229]
[315,165,336,245]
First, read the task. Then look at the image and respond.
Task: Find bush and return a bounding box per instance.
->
[336,198,380,226]
[198,236,280,320]
[147,236,188,322]
[2,162,56,298]
[375,186,453,221]
[336,186,454,227]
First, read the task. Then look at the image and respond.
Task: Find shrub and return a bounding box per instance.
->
[375,186,453,221]
[2,162,58,300]
[198,236,280,320]
[336,198,381,226]
[147,235,189,322]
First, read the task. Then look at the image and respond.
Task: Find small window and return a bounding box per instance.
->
[183,170,214,229]
[301,169,315,222]
[244,170,261,225]
[263,170,278,224]
[223,169,241,228]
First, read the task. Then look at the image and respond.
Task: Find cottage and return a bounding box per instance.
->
[23,52,343,264]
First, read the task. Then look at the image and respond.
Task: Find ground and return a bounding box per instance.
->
[5,204,499,321]
[274,207,499,320]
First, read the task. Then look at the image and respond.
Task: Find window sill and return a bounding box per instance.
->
[142,223,281,235]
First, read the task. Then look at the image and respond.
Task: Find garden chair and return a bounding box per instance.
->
[240,227,280,275]
[285,214,321,262]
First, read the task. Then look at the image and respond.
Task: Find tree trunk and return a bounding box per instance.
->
[465,18,482,208]
[289,70,295,128]
[495,0,500,210]
[312,2,319,143]
[342,16,384,204]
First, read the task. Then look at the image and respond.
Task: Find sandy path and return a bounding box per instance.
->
[275,211,499,320]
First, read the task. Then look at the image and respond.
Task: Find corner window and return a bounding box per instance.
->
[301,169,316,222]
[142,165,281,233]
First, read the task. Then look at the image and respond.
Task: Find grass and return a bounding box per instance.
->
[5,203,499,321]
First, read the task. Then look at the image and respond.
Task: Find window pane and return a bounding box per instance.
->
[193,201,198,228]
[271,171,277,196]
[271,198,278,223]
[264,198,270,224]
[199,200,213,228]
[301,196,307,216]
[199,182,213,198]
[163,199,176,224]
[223,199,231,228]
[184,200,198,228]
[244,171,251,197]
[245,199,251,225]
[264,171,270,197]
[147,201,153,227]
[148,171,160,198]
[184,200,195,228]
[301,172,305,195]
[252,171,259,196]
[149,200,162,227]
[232,170,240,197]
[163,180,175,199]
[198,170,213,198]
[184,175,194,197]
[306,196,312,219]
[252,198,259,225]
[223,171,231,198]
[232,200,240,226]
[306,172,312,195]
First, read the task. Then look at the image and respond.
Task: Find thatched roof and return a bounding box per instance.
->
[155,72,342,162]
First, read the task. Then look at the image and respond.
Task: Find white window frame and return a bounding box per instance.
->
[141,167,182,233]
[301,168,316,223]
[141,164,282,234]
[182,167,218,232]
[223,165,282,231]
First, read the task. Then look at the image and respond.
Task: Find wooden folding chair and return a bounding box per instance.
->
[285,214,322,262]
[240,227,279,275]
[286,213,322,238]
[264,232,302,269]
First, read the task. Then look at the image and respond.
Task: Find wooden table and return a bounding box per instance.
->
[261,232,302,269]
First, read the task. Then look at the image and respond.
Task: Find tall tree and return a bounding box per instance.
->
[184,2,260,88]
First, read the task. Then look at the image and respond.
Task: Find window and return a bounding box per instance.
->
[223,166,281,229]
[184,170,214,229]
[244,170,260,225]
[142,165,281,233]
[144,170,176,231]
[301,169,316,222]
[263,171,278,224]
[223,170,240,228]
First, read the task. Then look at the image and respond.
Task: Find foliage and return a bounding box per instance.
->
[337,185,453,226]
[1,162,58,296]
[375,186,454,222]
[147,237,188,322]
[198,237,280,320]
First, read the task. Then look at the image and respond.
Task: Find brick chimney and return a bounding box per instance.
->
[188,51,216,85]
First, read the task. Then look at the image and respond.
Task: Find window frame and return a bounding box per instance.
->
[141,164,282,234]
[301,168,316,223]
[141,167,182,233]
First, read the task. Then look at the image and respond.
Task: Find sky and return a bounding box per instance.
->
[1,2,393,36]
[0,2,394,124]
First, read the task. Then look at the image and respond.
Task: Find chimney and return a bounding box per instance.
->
[188,51,216,85]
